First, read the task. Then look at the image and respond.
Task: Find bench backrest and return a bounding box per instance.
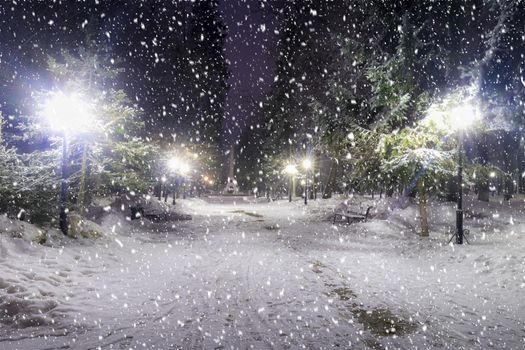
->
[335,201,373,216]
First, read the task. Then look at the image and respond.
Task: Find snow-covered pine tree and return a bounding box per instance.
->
[0,144,60,224]
[381,123,455,237]
[44,48,158,208]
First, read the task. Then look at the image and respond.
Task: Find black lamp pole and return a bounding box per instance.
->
[456,131,464,244]
[288,175,293,202]
[59,133,69,235]
[304,171,308,205]
[172,179,177,205]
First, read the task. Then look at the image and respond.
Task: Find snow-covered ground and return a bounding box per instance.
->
[1,194,524,349]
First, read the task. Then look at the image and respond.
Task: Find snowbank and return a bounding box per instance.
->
[1,195,524,349]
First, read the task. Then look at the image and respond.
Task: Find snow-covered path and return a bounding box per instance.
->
[1,196,524,349]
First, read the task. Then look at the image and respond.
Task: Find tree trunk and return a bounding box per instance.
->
[417,180,429,237]
[323,159,338,199]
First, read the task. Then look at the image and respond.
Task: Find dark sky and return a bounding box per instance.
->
[0,0,281,148]
[219,0,280,144]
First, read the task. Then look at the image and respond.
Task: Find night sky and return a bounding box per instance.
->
[220,0,279,143]
[2,1,524,152]
[0,0,279,148]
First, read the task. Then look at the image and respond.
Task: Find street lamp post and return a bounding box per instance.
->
[302,159,312,205]
[489,171,496,198]
[284,164,298,202]
[59,132,68,234]
[43,92,94,235]
[450,104,479,245]
[456,129,464,244]
[289,176,293,202]
[161,176,168,202]
[425,98,480,245]
[175,177,177,205]
[168,156,190,204]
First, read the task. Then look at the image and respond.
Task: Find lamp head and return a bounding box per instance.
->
[302,159,312,169]
[425,99,480,133]
[167,157,181,171]
[284,164,298,175]
[450,104,479,131]
[179,163,190,175]
[43,91,93,132]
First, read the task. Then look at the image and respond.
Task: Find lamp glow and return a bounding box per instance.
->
[180,163,190,174]
[425,101,480,132]
[302,159,312,169]
[450,104,479,130]
[43,92,94,131]
[168,157,181,171]
[168,156,190,175]
[284,164,298,175]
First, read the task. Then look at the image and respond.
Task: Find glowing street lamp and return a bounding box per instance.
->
[302,159,312,205]
[168,156,190,174]
[450,103,480,245]
[284,164,298,202]
[43,92,94,131]
[43,91,94,235]
[284,164,298,175]
[179,162,190,175]
[426,99,480,244]
[302,159,312,169]
[167,157,181,172]
[167,156,191,203]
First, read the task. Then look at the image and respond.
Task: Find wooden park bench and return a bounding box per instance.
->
[332,202,373,225]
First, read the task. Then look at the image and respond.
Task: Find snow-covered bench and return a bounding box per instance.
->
[332,202,373,225]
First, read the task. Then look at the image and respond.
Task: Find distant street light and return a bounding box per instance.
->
[160,175,168,202]
[302,159,312,205]
[43,91,94,235]
[449,103,480,245]
[284,164,298,202]
[167,156,190,203]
